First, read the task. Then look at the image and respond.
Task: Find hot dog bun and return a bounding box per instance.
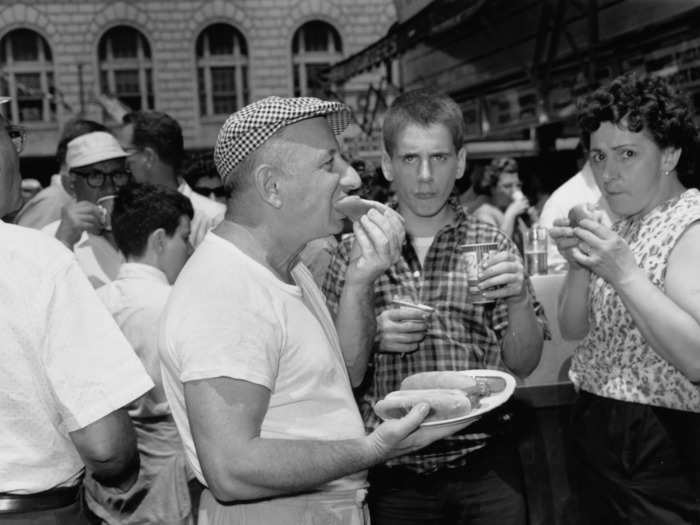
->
[401,371,479,393]
[374,389,471,422]
[334,196,381,221]
[567,203,596,228]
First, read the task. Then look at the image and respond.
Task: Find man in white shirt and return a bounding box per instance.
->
[119,110,225,246]
[42,131,132,288]
[0,100,154,523]
[85,183,196,525]
[159,96,468,524]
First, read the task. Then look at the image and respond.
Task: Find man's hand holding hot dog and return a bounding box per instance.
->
[334,203,406,387]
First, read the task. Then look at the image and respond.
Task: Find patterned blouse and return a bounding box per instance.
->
[570,189,700,412]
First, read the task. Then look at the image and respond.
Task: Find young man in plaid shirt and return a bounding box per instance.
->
[323,89,548,525]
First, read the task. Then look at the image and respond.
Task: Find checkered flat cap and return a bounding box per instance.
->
[214,96,352,180]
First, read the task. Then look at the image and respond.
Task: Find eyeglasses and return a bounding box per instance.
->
[5,125,26,153]
[70,168,132,189]
[193,185,227,198]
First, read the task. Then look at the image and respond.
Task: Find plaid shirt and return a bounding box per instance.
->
[322,199,549,473]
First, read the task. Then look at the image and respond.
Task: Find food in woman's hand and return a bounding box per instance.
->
[568,203,597,228]
[374,389,472,422]
[334,195,382,221]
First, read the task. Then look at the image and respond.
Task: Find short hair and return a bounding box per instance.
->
[56,119,108,166]
[111,182,194,258]
[124,110,185,171]
[577,73,699,182]
[382,89,465,157]
[471,156,519,196]
[182,150,218,187]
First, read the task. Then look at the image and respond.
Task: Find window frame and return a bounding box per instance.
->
[0,28,55,124]
[291,21,343,98]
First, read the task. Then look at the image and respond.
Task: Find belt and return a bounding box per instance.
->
[0,485,80,514]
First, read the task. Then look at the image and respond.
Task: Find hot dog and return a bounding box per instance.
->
[374,388,471,423]
[334,195,382,221]
[567,203,596,228]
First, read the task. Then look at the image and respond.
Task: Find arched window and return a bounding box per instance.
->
[196,24,249,117]
[0,29,54,123]
[98,26,154,111]
[292,21,342,98]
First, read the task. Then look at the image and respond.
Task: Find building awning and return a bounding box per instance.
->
[327,0,486,84]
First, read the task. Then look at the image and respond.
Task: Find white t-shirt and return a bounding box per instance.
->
[159,233,367,491]
[177,182,225,247]
[42,220,124,289]
[411,236,434,267]
[97,262,172,419]
[0,223,154,494]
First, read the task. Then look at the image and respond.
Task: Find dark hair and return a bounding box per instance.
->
[182,150,219,186]
[471,156,518,196]
[124,110,185,171]
[577,73,699,182]
[56,119,108,166]
[111,182,194,258]
[383,89,465,156]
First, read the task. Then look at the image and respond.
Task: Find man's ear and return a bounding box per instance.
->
[63,172,78,197]
[148,227,167,255]
[456,146,467,180]
[142,146,158,169]
[381,151,393,182]
[253,164,283,208]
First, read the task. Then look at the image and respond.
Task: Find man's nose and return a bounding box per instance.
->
[339,158,361,191]
[418,159,432,182]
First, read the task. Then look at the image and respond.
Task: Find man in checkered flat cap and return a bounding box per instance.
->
[159,96,467,523]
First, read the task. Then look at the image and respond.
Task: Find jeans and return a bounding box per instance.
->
[368,439,527,525]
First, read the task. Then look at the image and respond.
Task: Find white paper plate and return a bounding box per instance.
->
[374,370,517,433]
[418,369,516,430]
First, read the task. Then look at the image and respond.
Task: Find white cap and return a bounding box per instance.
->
[65,131,128,169]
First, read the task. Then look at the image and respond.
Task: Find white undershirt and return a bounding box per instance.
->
[412,236,434,266]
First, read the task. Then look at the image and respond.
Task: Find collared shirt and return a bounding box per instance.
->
[0,222,153,493]
[97,262,172,419]
[177,181,225,247]
[323,199,549,473]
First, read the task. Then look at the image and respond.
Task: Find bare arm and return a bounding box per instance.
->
[185,377,466,502]
[605,223,700,380]
[478,252,544,377]
[501,291,545,377]
[550,219,591,340]
[69,408,139,491]
[335,208,404,386]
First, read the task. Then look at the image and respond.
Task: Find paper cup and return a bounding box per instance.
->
[96,195,116,232]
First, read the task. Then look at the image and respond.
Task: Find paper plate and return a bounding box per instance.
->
[374,370,517,433]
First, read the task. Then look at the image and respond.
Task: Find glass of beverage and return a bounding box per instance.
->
[525,226,548,275]
[459,242,499,304]
[96,194,116,232]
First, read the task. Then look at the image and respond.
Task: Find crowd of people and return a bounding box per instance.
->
[1,71,699,525]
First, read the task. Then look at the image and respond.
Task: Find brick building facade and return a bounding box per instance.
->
[0,0,395,171]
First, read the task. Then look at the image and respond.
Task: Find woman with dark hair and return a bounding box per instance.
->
[466,156,533,252]
[550,73,700,522]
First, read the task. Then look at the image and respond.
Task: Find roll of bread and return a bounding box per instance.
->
[400,371,506,398]
[334,196,381,221]
[374,388,471,423]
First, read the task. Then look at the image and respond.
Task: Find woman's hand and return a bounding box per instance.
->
[571,218,639,286]
[549,217,585,269]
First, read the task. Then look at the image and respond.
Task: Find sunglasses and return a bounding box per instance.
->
[193,185,227,198]
[5,125,26,153]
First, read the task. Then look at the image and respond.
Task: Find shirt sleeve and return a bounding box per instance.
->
[43,257,154,432]
[175,283,285,391]
[321,236,353,319]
